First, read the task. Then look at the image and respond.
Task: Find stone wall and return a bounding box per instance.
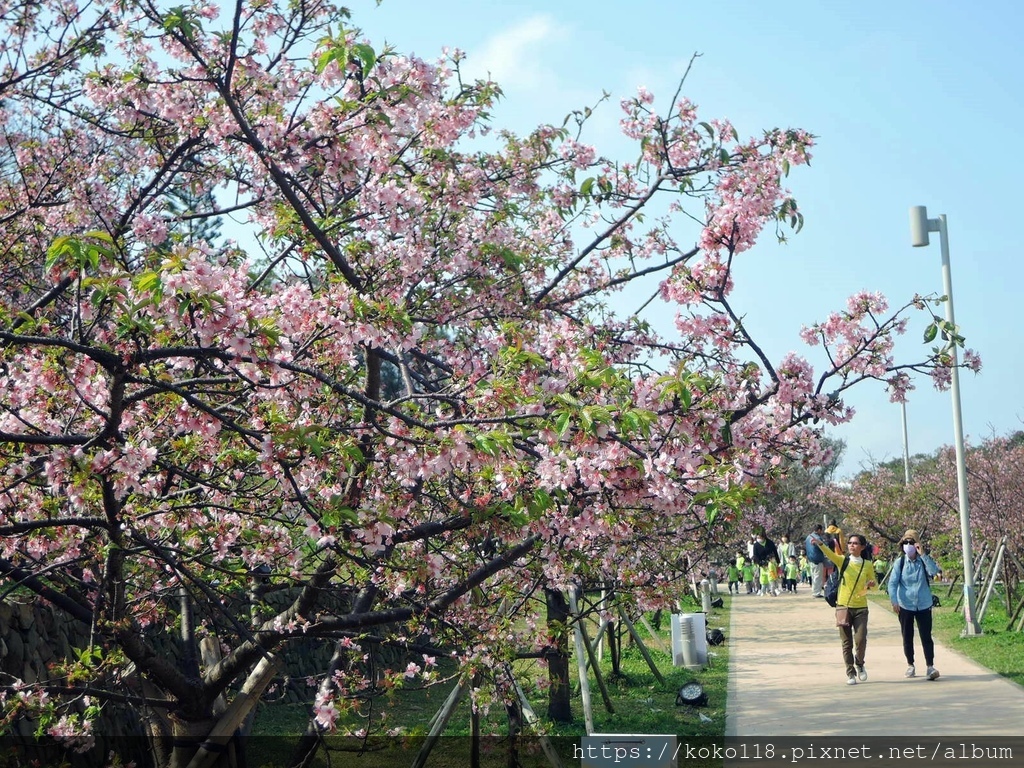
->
[0,598,152,766]
[0,595,348,767]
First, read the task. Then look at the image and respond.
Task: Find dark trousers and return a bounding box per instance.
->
[898,607,935,667]
[839,607,869,678]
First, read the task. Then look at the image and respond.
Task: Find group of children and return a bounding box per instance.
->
[726,551,808,596]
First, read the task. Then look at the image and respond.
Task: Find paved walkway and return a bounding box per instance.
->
[724,587,1024,737]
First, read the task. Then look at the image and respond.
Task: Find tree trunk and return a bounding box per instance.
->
[169,718,218,768]
[505,699,523,768]
[609,619,621,677]
[543,588,572,723]
[471,689,481,768]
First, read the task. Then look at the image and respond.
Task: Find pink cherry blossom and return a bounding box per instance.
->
[0,2,981,763]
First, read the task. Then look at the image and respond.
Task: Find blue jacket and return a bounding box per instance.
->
[888,554,934,611]
[921,553,942,578]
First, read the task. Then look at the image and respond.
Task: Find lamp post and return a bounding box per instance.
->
[900,400,911,485]
[909,206,981,636]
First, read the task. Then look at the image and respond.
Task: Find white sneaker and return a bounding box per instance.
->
[905,665,916,678]
[857,665,867,682]
[846,676,857,686]
[926,666,940,680]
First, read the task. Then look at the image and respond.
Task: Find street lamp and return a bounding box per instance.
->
[909,206,981,636]
[900,400,911,485]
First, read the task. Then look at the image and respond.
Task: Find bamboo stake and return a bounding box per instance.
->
[978,537,1006,624]
[567,589,595,734]
[184,654,282,768]
[617,607,665,686]
[512,678,566,768]
[569,589,614,716]
[199,638,228,716]
[637,614,668,655]
[412,679,472,768]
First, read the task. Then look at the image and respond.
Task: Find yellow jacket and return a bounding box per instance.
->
[818,544,874,608]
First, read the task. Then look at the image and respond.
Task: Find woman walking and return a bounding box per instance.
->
[888,529,941,680]
[816,534,877,685]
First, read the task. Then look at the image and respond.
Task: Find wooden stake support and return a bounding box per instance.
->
[977,537,1006,624]
[184,654,283,768]
[412,678,469,768]
[512,677,566,768]
[617,607,665,686]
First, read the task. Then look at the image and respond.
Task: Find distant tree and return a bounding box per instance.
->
[819,464,952,553]
[821,431,1024,575]
[744,437,845,539]
[163,166,224,248]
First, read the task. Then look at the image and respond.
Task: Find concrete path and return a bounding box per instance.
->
[724,587,1024,737]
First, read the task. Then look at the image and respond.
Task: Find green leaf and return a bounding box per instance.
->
[162,6,202,38]
[350,43,377,77]
[579,409,593,433]
[554,411,572,437]
[45,231,113,274]
[923,323,938,343]
[322,503,359,527]
[315,39,349,74]
[45,235,80,272]
[706,502,719,524]
[680,386,692,410]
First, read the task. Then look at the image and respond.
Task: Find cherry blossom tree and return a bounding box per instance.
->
[916,437,1024,579]
[817,463,955,553]
[820,433,1024,584]
[0,0,980,765]
[740,436,845,541]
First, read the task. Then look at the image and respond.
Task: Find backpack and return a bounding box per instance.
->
[805,534,825,564]
[823,556,851,607]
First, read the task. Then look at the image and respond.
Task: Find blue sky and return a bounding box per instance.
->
[351,0,1023,478]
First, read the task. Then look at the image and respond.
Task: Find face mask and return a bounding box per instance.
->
[904,543,917,556]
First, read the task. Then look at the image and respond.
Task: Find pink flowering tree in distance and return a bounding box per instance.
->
[817,464,956,555]
[0,0,981,764]
[822,433,1024,584]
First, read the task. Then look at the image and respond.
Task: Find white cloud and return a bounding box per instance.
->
[467,14,565,90]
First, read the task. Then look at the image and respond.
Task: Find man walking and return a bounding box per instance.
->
[805,524,827,598]
[888,529,940,681]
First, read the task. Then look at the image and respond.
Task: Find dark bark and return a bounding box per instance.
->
[505,699,523,768]
[609,619,621,677]
[543,588,572,723]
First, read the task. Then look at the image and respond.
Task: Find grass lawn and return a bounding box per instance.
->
[870,579,1024,688]
[248,596,732,767]
[929,582,1024,688]
[246,583,1024,766]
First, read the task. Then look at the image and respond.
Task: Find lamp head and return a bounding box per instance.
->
[676,681,708,707]
[909,205,931,247]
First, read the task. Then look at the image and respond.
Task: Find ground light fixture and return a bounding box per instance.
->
[909,205,981,636]
[675,681,708,707]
